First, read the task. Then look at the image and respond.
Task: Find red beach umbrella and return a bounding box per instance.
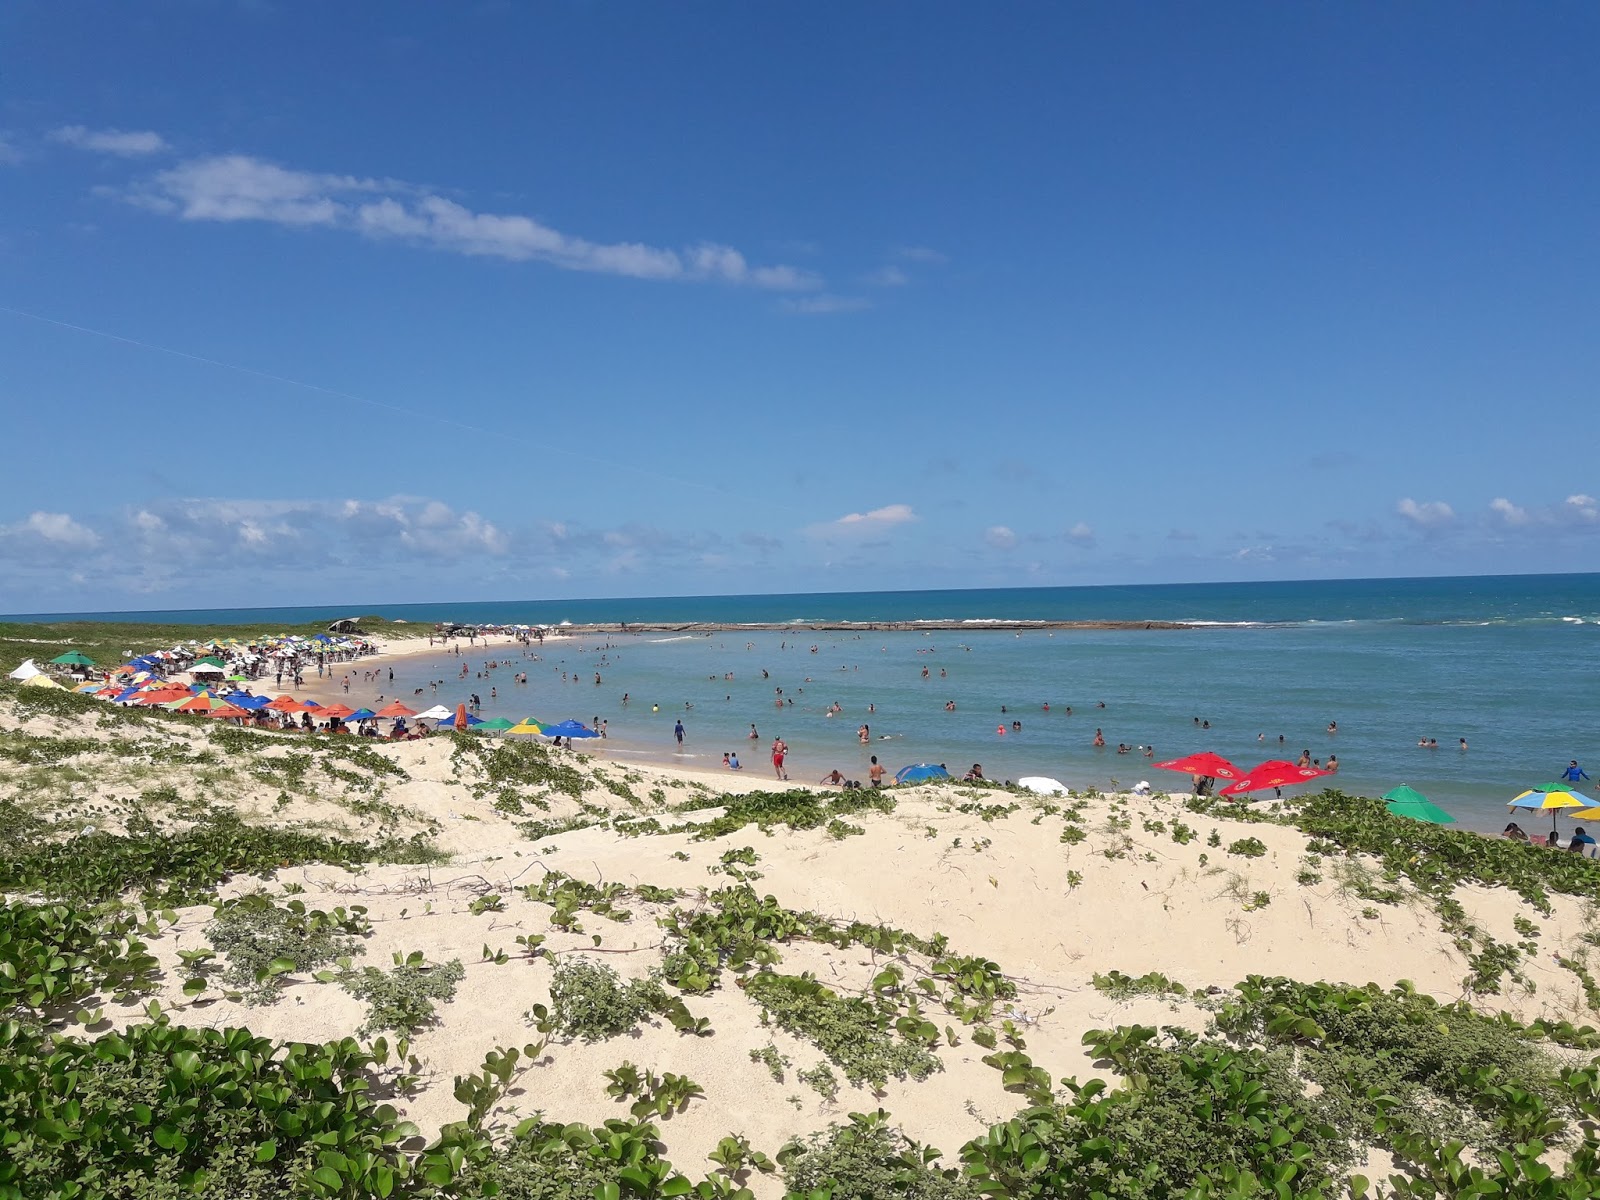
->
[206,704,249,719]
[319,703,355,719]
[375,701,417,718]
[1219,760,1331,797]
[1151,751,1246,781]
[135,686,189,705]
[264,694,301,712]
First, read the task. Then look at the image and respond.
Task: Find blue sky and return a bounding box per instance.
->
[2,2,1596,613]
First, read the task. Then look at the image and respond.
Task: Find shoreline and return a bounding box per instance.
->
[443,619,1196,634]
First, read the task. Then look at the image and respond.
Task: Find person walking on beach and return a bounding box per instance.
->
[1564,761,1590,784]
[771,737,788,780]
[674,719,685,747]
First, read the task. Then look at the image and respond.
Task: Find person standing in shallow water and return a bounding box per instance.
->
[673,719,685,747]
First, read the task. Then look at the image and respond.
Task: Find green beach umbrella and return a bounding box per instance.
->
[50,651,96,667]
[1382,785,1455,825]
[195,656,227,669]
[478,717,515,731]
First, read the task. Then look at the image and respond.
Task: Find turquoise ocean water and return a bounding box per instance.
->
[10,574,1600,832]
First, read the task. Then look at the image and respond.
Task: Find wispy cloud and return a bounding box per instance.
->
[863,265,908,287]
[1485,494,1600,532]
[1395,497,1455,529]
[1489,497,1530,527]
[984,525,1017,549]
[1066,521,1095,545]
[52,125,170,157]
[781,293,870,314]
[120,152,818,289]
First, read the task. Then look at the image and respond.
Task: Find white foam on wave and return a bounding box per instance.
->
[648,635,700,643]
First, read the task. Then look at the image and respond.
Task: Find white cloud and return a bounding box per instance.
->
[781,294,871,314]
[864,265,909,287]
[1066,521,1095,544]
[808,504,917,540]
[51,125,170,157]
[125,153,818,289]
[1567,494,1598,522]
[7,511,101,548]
[1396,497,1455,529]
[985,525,1017,549]
[1489,497,1530,526]
[836,504,915,528]
[1231,545,1276,562]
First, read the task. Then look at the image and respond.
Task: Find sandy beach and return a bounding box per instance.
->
[6,669,1600,1194]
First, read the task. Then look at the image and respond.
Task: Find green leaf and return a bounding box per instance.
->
[182,978,208,998]
[254,1140,277,1163]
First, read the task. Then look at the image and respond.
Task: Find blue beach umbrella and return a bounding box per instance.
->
[542,719,599,739]
[438,712,484,728]
[347,707,377,720]
[895,763,950,784]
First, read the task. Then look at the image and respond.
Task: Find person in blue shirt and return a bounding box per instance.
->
[1564,761,1591,784]
[1569,826,1597,856]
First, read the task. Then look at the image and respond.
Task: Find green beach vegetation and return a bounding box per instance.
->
[9,633,1600,1195]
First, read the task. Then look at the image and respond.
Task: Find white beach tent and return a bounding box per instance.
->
[416,705,453,721]
[190,663,227,676]
[7,659,41,681]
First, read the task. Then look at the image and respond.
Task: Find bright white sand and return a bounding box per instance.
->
[4,694,1593,1196]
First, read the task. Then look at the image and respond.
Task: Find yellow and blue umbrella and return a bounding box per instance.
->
[1508,782,1589,835]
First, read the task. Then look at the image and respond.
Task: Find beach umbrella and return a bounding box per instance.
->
[190,663,226,677]
[376,701,418,718]
[477,717,515,733]
[1018,776,1069,796]
[541,719,598,739]
[347,707,377,721]
[21,673,62,690]
[1151,751,1246,781]
[455,702,468,730]
[439,712,485,728]
[1382,785,1456,825]
[135,687,189,705]
[50,651,96,668]
[264,695,301,711]
[507,718,545,736]
[7,660,41,681]
[1219,760,1331,798]
[416,705,453,721]
[319,703,355,718]
[1508,783,1589,836]
[206,704,249,720]
[895,763,950,784]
